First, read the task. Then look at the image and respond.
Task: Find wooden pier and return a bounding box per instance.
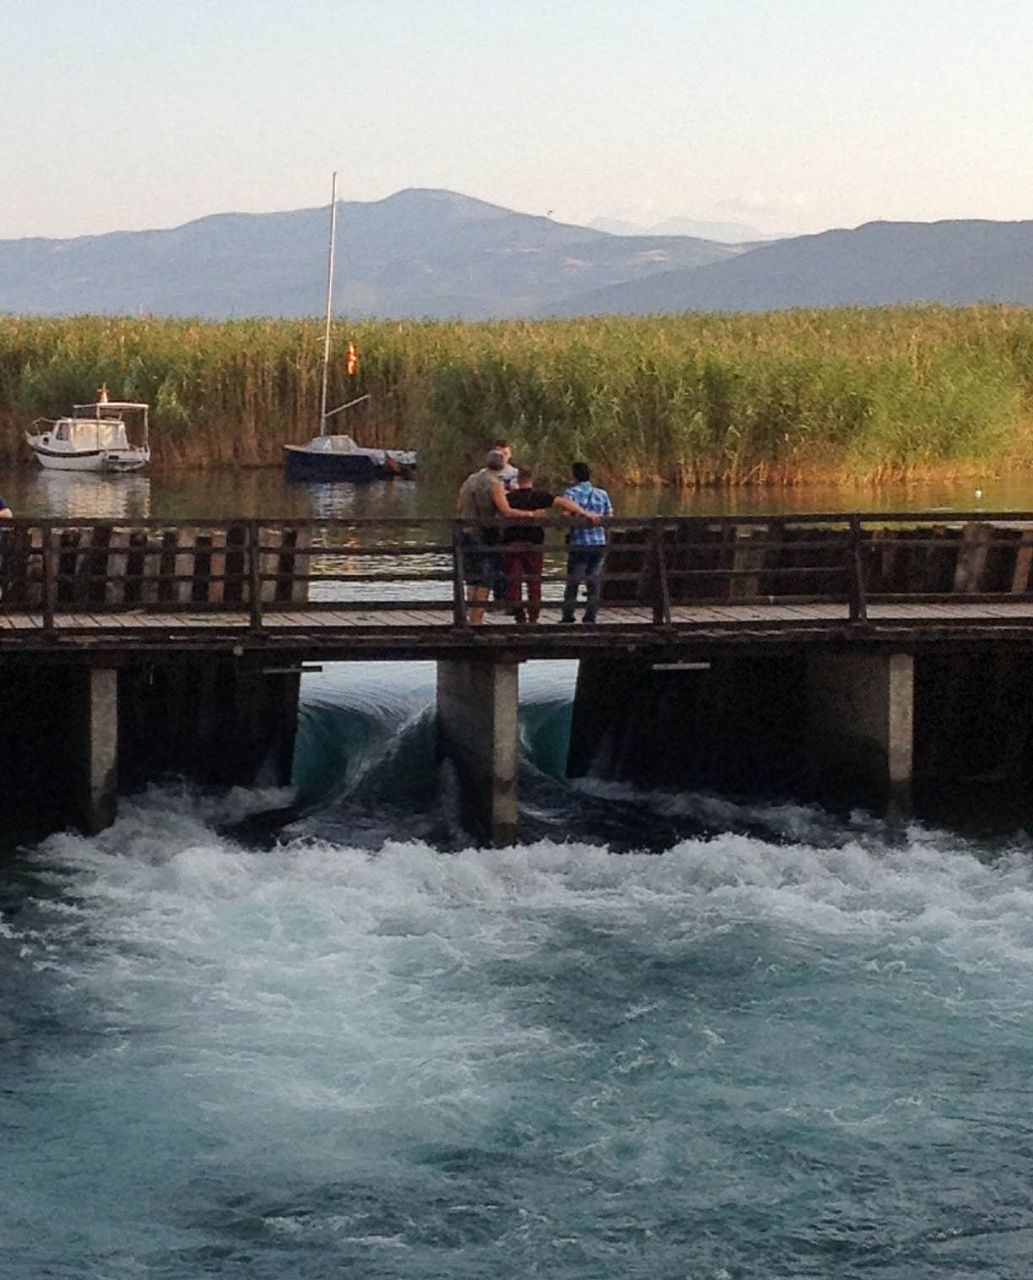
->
[4,511,1033,840]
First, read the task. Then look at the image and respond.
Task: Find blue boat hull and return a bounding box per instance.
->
[283,447,414,483]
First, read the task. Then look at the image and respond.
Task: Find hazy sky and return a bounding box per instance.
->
[3,0,1030,240]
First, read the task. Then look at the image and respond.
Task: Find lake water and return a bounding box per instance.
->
[4,466,1033,1278]
[4,463,1033,521]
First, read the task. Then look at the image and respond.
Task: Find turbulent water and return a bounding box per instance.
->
[3,660,1033,1278]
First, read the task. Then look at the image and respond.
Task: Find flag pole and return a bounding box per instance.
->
[318,171,338,436]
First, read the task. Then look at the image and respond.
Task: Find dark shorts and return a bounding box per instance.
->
[460,531,496,589]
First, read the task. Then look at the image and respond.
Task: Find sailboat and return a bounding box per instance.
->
[283,173,417,481]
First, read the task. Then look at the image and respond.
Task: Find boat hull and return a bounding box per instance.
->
[28,443,149,473]
[283,445,414,482]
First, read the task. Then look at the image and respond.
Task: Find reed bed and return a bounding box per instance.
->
[2,306,1033,486]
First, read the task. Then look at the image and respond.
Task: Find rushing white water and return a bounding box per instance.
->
[5,756,1033,1278]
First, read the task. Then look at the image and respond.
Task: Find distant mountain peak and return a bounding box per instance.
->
[373,187,513,216]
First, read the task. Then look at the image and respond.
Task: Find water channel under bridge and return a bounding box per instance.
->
[4,510,1033,840]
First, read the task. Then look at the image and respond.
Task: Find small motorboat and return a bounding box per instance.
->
[26,392,150,473]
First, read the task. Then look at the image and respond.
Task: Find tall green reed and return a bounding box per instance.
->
[1,306,1031,484]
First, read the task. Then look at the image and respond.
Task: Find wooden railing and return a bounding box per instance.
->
[2,512,1033,632]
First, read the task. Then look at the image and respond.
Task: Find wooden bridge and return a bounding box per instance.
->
[4,511,1033,652]
[4,511,1033,841]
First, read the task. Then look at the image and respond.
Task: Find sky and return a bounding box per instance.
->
[2,0,1031,241]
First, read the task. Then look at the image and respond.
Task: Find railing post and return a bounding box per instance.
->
[42,522,56,635]
[848,514,868,623]
[653,521,672,626]
[248,519,263,631]
[452,523,469,629]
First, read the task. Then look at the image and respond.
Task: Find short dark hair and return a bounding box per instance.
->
[517,465,534,483]
[571,461,591,483]
[493,438,511,450]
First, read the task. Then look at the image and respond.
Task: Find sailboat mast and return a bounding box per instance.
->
[318,171,338,436]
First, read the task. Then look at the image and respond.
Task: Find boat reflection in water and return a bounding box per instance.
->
[297,477,422,522]
[28,470,152,521]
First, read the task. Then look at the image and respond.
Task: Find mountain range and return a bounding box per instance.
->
[2,189,1033,320]
[554,219,1033,315]
[0,190,736,321]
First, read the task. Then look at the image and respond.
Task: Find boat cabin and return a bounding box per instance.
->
[70,401,150,447]
[54,417,133,451]
[303,433,361,453]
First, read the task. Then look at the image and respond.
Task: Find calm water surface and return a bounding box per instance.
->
[3,465,1033,1278]
[4,464,1033,521]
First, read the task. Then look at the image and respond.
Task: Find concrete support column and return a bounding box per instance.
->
[805,652,914,819]
[437,658,519,845]
[82,667,119,833]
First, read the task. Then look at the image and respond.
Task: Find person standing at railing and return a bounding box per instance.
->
[492,439,519,492]
[560,462,612,624]
[457,451,537,625]
[490,439,520,603]
[503,465,599,624]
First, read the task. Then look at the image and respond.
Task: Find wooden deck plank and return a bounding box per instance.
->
[324,611,381,627]
[670,606,733,623]
[280,610,330,626]
[870,603,987,620]
[784,604,846,619]
[696,605,802,623]
[965,603,1033,619]
[397,610,451,625]
[867,605,940,620]
[769,603,846,620]
[319,611,385,627]
[606,607,654,623]
[870,602,960,618]
[8,593,1033,641]
[315,610,362,626]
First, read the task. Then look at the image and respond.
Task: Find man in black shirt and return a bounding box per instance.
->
[503,466,594,623]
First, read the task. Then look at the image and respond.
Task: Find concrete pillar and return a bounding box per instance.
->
[437,658,519,845]
[805,652,914,819]
[82,667,118,833]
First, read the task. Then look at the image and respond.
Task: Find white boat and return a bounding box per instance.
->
[27,396,150,473]
[283,172,418,482]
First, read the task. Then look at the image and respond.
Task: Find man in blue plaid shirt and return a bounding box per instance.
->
[561,461,612,624]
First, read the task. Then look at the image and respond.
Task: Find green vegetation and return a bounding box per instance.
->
[1,306,1032,485]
